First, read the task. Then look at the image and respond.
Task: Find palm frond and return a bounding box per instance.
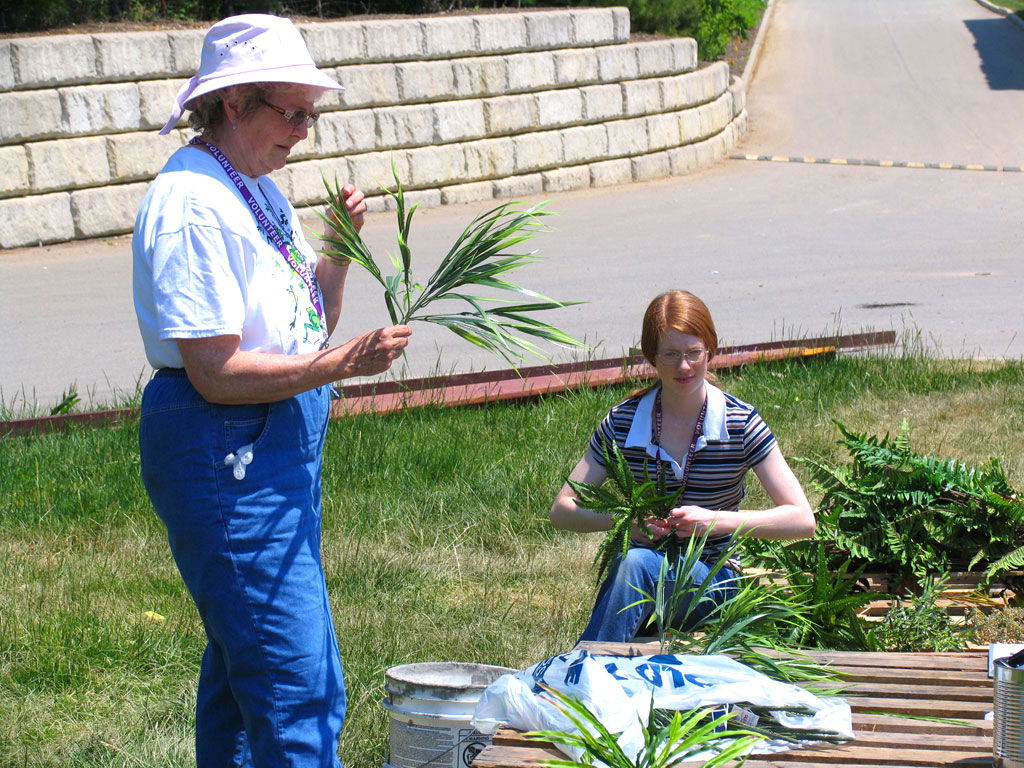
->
[317,168,585,363]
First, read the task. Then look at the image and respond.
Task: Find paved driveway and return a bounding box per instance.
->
[1,0,1022,411]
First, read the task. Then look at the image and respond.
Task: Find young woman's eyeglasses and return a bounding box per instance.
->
[655,348,707,365]
[261,100,320,128]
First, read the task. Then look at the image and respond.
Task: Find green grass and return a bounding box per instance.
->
[2,352,1023,767]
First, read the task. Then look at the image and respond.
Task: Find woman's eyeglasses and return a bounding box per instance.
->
[261,99,320,128]
[655,348,707,365]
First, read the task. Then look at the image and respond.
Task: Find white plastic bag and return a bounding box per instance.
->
[472,650,853,764]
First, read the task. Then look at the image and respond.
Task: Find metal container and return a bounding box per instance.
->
[994,656,1024,768]
[383,662,514,768]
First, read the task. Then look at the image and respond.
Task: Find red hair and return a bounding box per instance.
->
[640,290,718,366]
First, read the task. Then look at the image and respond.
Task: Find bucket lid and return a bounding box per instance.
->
[384,662,515,700]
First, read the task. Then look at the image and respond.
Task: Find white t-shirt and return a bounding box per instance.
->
[132,145,328,370]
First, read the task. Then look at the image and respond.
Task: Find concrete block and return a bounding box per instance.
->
[313,108,377,156]
[667,143,700,176]
[493,172,543,200]
[287,157,352,207]
[0,41,15,91]
[434,101,487,143]
[611,7,631,42]
[621,80,663,116]
[452,57,507,98]
[363,192,389,213]
[511,132,563,173]
[536,89,584,128]
[581,84,624,121]
[552,48,599,85]
[572,9,616,46]
[596,44,639,82]
[0,91,63,143]
[363,19,423,62]
[337,63,400,108]
[375,104,436,148]
[167,29,203,74]
[631,151,671,181]
[525,10,575,49]
[661,74,692,111]
[28,135,111,191]
[94,32,174,80]
[405,143,466,187]
[347,150,410,193]
[505,52,556,92]
[71,182,147,238]
[672,38,699,73]
[679,109,702,143]
[397,60,455,102]
[139,80,187,130]
[61,83,142,135]
[301,22,365,66]
[268,164,294,200]
[636,40,679,78]
[606,118,648,156]
[0,146,31,197]
[561,124,607,164]
[475,14,527,53]
[542,165,589,193]
[420,17,477,58]
[483,94,538,136]
[646,112,682,151]
[589,157,632,187]
[729,76,746,117]
[108,131,185,182]
[0,192,75,248]
[384,187,441,211]
[12,36,98,88]
[440,179,494,206]
[463,137,516,179]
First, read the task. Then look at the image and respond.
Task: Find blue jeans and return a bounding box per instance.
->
[140,370,344,768]
[579,545,737,643]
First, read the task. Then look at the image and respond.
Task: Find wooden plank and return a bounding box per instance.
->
[831,665,990,686]
[472,743,568,767]
[852,712,990,736]
[842,682,991,702]
[848,695,990,717]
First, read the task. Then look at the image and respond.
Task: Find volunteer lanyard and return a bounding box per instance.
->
[190,137,325,329]
[653,388,707,492]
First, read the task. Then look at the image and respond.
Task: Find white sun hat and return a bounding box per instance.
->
[159,14,343,135]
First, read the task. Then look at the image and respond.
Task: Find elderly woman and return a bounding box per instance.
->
[132,15,410,767]
[550,290,814,643]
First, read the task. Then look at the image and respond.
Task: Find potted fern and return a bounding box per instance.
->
[318,171,585,365]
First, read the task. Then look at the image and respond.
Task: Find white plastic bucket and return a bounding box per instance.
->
[383,661,514,768]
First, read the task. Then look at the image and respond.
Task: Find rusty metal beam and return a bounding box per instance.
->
[1,330,895,438]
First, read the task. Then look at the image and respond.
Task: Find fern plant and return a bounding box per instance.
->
[568,440,682,583]
[799,420,1024,593]
[318,170,585,364]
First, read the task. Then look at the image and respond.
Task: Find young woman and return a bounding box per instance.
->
[550,290,814,642]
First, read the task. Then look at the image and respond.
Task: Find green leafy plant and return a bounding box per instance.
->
[319,170,585,364]
[568,440,682,583]
[625,533,838,686]
[748,539,880,651]
[528,684,764,768]
[870,574,968,652]
[799,420,1024,593]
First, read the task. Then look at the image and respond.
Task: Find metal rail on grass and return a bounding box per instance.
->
[0,330,896,438]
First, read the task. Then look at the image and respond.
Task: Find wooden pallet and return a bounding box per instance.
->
[471,643,995,767]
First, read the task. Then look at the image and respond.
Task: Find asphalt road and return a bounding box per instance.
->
[2,0,1022,412]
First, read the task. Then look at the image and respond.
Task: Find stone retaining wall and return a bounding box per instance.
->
[0,8,747,249]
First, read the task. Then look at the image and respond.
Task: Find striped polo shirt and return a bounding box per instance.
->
[588,383,777,561]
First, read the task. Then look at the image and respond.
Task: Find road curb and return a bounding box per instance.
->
[973,0,1024,32]
[741,0,777,87]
